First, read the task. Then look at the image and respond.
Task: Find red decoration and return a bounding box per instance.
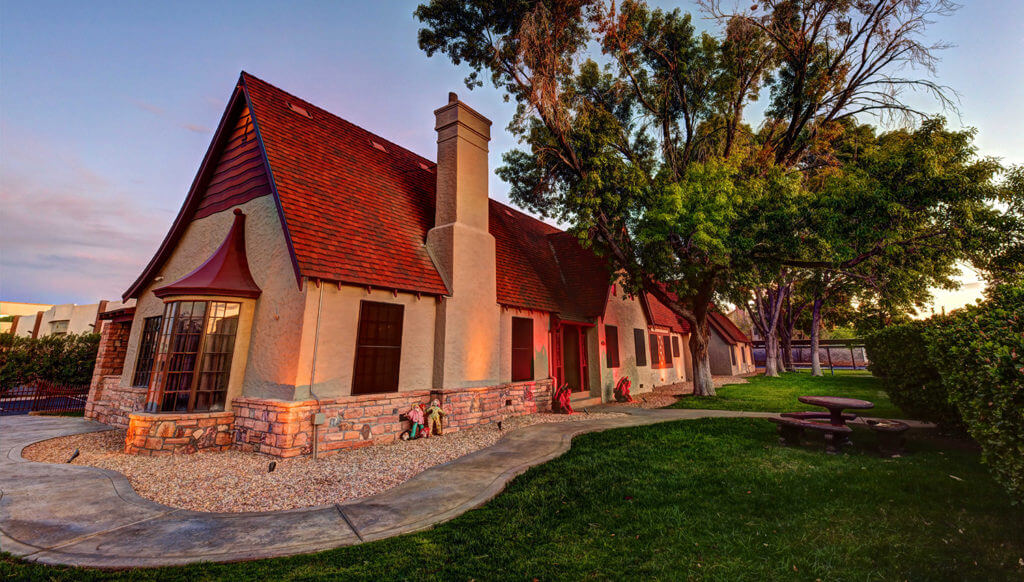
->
[614,377,634,402]
[553,383,574,414]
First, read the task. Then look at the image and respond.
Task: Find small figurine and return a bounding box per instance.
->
[400,403,427,440]
[614,377,634,403]
[426,398,446,436]
[553,383,574,414]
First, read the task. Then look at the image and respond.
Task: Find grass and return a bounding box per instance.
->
[29,410,85,417]
[4,417,1022,581]
[670,370,905,418]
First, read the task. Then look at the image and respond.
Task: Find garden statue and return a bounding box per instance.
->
[426,398,446,436]
[400,403,427,440]
[553,383,574,414]
[614,377,634,403]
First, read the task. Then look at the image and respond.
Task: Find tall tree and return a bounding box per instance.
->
[416,0,962,394]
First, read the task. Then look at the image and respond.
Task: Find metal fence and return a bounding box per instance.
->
[752,339,870,374]
[0,380,90,416]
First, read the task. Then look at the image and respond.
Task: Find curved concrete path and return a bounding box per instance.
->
[2,409,927,568]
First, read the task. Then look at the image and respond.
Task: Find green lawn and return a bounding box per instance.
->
[5,418,1022,581]
[671,370,905,418]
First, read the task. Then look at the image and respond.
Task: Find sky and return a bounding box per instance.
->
[1,1,1022,306]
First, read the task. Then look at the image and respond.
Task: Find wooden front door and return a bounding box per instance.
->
[557,324,589,394]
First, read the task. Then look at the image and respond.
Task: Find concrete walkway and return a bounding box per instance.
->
[1,409,921,568]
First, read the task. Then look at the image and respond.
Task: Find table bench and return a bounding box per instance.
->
[781,411,858,423]
[769,416,853,454]
[864,418,910,457]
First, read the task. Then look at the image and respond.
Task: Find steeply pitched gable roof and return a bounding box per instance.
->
[125,72,612,321]
[644,292,691,334]
[708,311,750,344]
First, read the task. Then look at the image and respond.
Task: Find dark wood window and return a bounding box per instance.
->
[511,317,534,381]
[730,346,737,365]
[152,301,240,413]
[132,316,163,387]
[605,325,620,368]
[671,335,680,358]
[663,335,674,367]
[649,334,661,367]
[352,301,404,394]
[633,328,647,366]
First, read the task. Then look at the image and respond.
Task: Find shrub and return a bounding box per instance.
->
[925,284,1024,504]
[0,332,100,391]
[865,322,961,428]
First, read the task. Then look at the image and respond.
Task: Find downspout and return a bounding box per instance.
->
[309,279,325,460]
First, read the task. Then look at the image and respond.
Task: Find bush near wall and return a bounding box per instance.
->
[925,284,1024,504]
[864,321,962,429]
[0,333,100,391]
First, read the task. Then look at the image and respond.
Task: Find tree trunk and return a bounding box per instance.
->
[689,323,715,396]
[780,323,794,372]
[764,332,780,377]
[810,296,824,376]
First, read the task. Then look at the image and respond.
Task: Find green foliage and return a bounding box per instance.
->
[925,284,1024,504]
[0,333,100,391]
[864,322,962,428]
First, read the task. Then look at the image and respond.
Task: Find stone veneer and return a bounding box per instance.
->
[231,379,554,458]
[125,411,235,455]
[85,376,147,428]
[85,319,146,428]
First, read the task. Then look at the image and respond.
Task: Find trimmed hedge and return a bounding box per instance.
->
[864,321,961,429]
[925,284,1024,504]
[866,283,1024,504]
[0,332,100,391]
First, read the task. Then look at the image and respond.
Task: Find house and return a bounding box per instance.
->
[708,311,754,375]
[4,301,132,338]
[85,73,694,457]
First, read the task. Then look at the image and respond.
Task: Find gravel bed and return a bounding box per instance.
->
[22,412,625,513]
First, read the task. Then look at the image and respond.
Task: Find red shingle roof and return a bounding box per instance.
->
[708,311,750,344]
[242,73,449,295]
[126,72,615,321]
[645,292,691,334]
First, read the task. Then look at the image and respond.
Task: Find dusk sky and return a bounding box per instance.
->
[2,1,1022,305]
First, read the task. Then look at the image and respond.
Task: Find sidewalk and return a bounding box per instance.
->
[1,409,784,568]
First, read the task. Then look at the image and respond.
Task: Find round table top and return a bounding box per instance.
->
[798,395,874,410]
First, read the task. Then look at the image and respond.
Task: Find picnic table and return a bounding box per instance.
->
[771,395,875,454]
[797,395,874,427]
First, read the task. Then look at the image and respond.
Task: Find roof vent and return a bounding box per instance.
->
[418,162,431,171]
[288,103,311,118]
[370,140,388,153]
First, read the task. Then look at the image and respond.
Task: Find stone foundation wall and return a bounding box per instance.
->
[85,319,139,427]
[125,411,234,455]
[230,378,555,458]
[85,376,147,428]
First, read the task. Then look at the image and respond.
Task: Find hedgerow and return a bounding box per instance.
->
[864,321,961,429]
[925,284,1024,504]
[0,333,100,391]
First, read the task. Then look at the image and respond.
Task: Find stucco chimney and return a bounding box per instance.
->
[426,94,500,389]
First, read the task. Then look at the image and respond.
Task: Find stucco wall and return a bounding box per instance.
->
[11,314,38,337]
[291,285,438,400]
[36,303,99,336]
[122,195,307,401]
[498,307,552,385]
[709,328,751,375]
[598,284,689,399]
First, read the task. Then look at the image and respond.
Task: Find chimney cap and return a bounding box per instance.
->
[448,92,458,103]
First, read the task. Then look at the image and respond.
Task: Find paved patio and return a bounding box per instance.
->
[4,409,811,568]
